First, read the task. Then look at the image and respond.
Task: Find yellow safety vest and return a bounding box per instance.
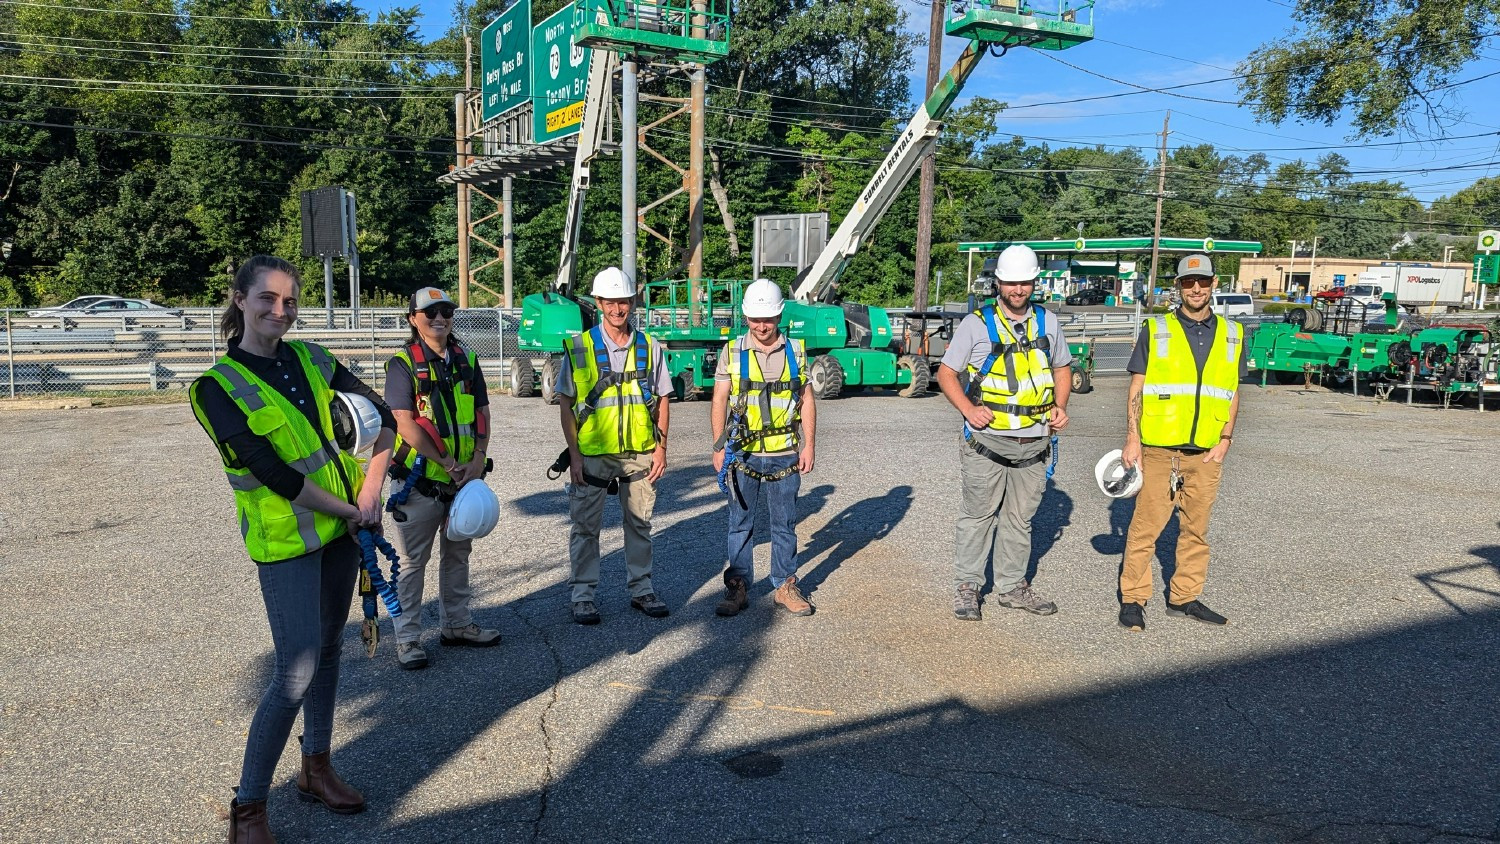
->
[1140,313,1242,449]
[565,326,661,456]
[726,335,807,453]
[965,305,1055,431]
[190,341,364,563]
[387,343,479,484]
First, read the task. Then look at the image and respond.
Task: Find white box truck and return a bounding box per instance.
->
[1348,264,1466,311]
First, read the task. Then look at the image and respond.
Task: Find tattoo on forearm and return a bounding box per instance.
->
[1127,391,1141,435]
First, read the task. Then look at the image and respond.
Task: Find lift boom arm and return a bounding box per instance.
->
[791,40,985,304]
[554,49,621,296]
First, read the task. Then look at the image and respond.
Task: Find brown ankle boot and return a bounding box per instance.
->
[228,797,276,844]
[297,751,366,814]
[715,575,749,617]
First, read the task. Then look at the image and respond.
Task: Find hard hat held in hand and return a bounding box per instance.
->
[1095,449,1142,498]
[589,266,636,299]
[446,479,500,541]
[331,392,382,454]
[742,278,785,318]
[995,244,1041,283]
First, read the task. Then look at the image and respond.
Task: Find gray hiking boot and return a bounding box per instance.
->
[953,583,982,621]
[995,582,1057,615]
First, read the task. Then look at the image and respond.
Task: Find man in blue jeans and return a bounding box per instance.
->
[711,279,818,617]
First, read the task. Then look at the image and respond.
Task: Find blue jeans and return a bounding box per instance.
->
[725,453,801,588]
[237,534,359,803]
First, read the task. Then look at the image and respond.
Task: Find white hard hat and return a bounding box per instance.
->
[446,479,500,541]
[741,278,785,318]
[589,266,636,299]
[1095,449,1143,499]
[331,392,382,454]
[995,244,1040,283]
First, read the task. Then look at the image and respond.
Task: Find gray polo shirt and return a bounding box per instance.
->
[553,324,673,400]
[1127,310,1250,379]
[941,306,1072,442]
[714,335,788,382]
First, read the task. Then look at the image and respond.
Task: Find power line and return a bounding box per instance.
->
[0,0,451,28]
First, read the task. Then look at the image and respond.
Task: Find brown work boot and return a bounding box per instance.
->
[297,750,365,814]
[773,576,814,617]
[228,796,276,844]
[716,575,749,617]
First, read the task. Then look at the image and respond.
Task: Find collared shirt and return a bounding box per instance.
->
[553,322,673,399]
[940,306,1072,441]
[714,335,787,382]
[1127,309,1250,378]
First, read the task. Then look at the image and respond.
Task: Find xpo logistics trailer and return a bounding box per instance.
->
[1347,264,1467,311]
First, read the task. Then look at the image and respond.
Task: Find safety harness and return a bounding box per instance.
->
[551,327,659,494]
[714,341,804,507]
[964,304,1058,470]
[390,340,488,503]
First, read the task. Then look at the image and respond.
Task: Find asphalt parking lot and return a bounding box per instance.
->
[3,377,1499,843]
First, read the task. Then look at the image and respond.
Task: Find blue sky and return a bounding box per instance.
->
[373,0,1500,206]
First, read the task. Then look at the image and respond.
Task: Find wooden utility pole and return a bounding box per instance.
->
[1143,110,1170,323]
[912,0,945,312]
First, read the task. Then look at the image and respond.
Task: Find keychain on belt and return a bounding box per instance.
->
[1168,454,1184,503]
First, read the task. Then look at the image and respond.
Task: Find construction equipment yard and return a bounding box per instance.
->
[2,376,1497,842]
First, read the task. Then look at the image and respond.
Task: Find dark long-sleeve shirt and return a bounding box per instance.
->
[193,338,395,500]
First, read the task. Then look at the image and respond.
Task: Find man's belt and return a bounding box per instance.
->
[582,469,648,495]
[389,462,457,503]
[979,399,1055,417]
[967,437,1048,469]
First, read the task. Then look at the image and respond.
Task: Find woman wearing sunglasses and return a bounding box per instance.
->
[382,288,500,670]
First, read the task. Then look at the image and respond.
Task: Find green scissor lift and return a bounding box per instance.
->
[640,278,749,400]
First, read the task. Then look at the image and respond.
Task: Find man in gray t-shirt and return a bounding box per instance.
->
[935,245,1073,623]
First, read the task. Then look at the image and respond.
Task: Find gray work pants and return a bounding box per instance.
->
[952,435,1049,594]
[388,487,475,642]
[569,452,657,603]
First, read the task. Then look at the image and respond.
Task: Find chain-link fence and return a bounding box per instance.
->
[0,307,521,398]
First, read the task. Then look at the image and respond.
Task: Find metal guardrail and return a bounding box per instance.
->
[0,308,521,398]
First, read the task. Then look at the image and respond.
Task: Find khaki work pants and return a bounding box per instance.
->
[569,452,657,603]
[388,487,475,643]
[1120,446,1223,606]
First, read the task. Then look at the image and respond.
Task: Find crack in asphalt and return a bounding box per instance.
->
[513,597,565,844]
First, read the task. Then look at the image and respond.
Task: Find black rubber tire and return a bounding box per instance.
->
[1330,367,1352,387]
[1072,367,1093,394]
[1285,307,1309,328]
[808,356,845,400]
[510,361,535,398]
[541,356,561,405]
[677,368,701,401]
[896,355,929,397]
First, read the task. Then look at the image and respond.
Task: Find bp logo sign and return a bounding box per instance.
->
[1203,238,1216,252]
[1479,229,1500,250]
[1074,238,1085,250]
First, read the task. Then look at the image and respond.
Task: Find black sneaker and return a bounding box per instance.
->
[1166,599,1228,625]
[1119,602,1146,632]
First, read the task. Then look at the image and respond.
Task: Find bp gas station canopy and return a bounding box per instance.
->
[959,237,1263,256]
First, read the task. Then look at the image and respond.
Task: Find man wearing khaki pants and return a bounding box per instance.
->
[1118,254,1247,631]
[555,266,673,625]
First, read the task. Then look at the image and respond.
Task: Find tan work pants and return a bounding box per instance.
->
[1120,446,1222,606]
[568,452,657,603]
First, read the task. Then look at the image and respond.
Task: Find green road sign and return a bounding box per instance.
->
[481,0,531,123]
[531,2,590,143]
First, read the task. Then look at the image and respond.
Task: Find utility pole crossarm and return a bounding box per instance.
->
[790,40,985,305]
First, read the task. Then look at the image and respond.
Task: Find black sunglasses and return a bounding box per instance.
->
[419,304,456,319]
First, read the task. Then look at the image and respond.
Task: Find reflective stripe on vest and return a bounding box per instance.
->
[965,305,1055,431]
[566,327,660,456]
[727,336,806,453]
[1140,314,1242,449]
[388,345,480,483]
[190,341,365,563]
